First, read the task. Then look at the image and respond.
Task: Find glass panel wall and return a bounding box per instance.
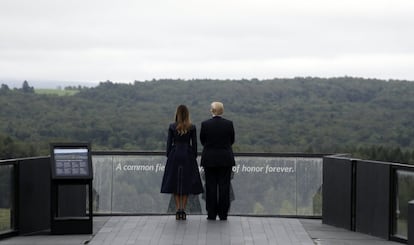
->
[296,158,323,216]
[231,157,297,215]
[92,156,113,213]
[92,154,322,216]
[394,170,414,239]
[0,164,13,233]
[111,155,170,213]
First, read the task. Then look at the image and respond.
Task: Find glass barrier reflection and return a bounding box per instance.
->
[394,170,414,239]
[0,164,13,233]
[92,154,322,216]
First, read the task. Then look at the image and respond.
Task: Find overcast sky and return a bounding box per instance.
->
[1,0,414,86]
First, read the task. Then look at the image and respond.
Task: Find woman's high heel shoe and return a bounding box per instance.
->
[181,210,186,220]
[176,210,181,220]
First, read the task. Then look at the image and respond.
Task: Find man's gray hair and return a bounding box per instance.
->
[211,101,224,116]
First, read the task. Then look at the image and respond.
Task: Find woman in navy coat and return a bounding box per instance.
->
[161,105,203,220]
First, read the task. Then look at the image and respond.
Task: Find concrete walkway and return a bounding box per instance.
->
[0,216,404,245]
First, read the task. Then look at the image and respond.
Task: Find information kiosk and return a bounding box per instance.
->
[50,143,93,234]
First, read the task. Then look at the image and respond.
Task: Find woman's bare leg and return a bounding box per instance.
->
[174,194,181,210]
[181,195,188,210]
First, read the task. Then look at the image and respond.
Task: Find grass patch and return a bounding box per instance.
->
[0,208,11,231]
[35,89,79,96]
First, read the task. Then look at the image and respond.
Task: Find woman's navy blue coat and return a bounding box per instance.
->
[160,123,203,195]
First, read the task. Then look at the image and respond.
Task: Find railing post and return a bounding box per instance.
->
[408,200,414,245]
[322,156,354,230]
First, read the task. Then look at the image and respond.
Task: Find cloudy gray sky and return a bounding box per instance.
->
[1,0,414,85]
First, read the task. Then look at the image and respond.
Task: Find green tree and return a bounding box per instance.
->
[21,80,34,93]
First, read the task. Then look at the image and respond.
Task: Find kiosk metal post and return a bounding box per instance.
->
[50,143,93,234]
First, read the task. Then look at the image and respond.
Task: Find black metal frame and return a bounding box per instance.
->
[350,159,357,231]
[92,151,328,158]
[323,155,414,244]
[50,179,93,234]
[50,143,93,180]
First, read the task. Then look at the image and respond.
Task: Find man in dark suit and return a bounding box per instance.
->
[200,101,235,220]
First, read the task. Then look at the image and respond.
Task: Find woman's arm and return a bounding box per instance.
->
[166,126,173,157]
[191,125,197,158]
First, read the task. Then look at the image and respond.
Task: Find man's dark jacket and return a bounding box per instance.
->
[200,116,235,167]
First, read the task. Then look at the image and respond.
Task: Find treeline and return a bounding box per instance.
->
[0,80,34,94]
[0,133,37,159]
[336,145,414,164]
[1,77,414,163]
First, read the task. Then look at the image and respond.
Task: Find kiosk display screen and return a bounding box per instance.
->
[51,144,92,179]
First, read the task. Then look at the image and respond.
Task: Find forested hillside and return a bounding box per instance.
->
[1,77,414,162]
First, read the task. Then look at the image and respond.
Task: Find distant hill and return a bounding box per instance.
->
[1,77,414,161]
[0,79,98,89]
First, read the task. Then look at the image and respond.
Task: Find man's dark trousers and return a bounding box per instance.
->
[204,166,232,220]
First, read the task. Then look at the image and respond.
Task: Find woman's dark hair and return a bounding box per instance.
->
[175,105,191,135]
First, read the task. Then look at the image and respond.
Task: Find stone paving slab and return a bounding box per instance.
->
[300,219,402,245]
[0,216,406,245]
[87,216,314,245]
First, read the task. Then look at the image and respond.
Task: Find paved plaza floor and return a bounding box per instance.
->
[0,216,404,245]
